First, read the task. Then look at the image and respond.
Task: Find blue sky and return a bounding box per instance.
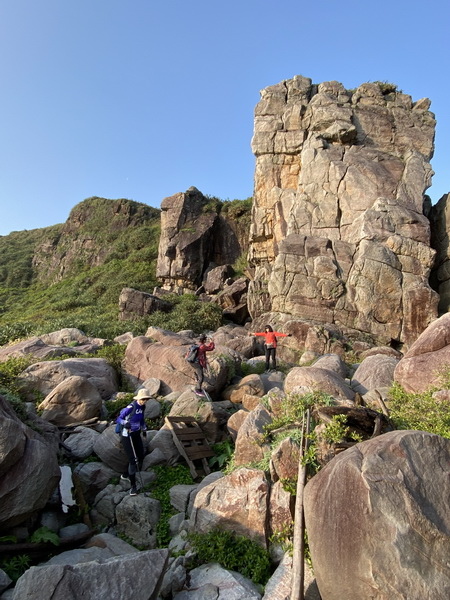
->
[0,0,448,236]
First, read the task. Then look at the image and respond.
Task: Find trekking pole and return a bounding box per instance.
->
[129,434,146,494]
[290,408,311,600]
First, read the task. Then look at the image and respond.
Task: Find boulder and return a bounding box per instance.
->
[37,376,103,425]
[350,354,399,395]
[115,494,161,549]
[12,549,169,600]
[268,480,293,537]
[73,461,118,504]
[270,437,300,483]
[18,358,118,400]
[123,336,228,395]
[234,405,272,466]
[284,366,355,402]
[39,328,88,346]
[212,324,255,358]
[222,374,265,404]
[394,312,450,392]
[0,396,60,529]
[312,353,349,378]
[119,287,171,320]
[190,468,270,547]
[304,430,450,600]
[0,337,78,363]
[63,426,101,459]
[92,425,129,473]
[203,265,235,294]
[173,563,262,599]
[156,186,243,291]
[226,409,249,442]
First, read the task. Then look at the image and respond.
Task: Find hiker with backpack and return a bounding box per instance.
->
[249,325,291,372]
[186,333,215,396]
[116,389,151,496]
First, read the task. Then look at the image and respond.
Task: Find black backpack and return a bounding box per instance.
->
[185,344,199,364]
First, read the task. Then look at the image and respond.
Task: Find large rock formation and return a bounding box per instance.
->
[248,76,439,349]
[430,192,450,312]
[156,187,248,290]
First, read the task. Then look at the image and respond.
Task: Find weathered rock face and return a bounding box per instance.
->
[31,197,160,283]
[248,76,438,348]
[118,287,171,320]
[394,311,450,392]
[303,430,450,600]
[156,186,246,290]
[430,192,450,313]
[0,396,60,529]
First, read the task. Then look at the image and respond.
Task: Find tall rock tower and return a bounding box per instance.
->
[248,76,438,348]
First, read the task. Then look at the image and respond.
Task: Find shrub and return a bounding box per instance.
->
[147,464,194,547]
[388,382,450,439]
[188,529,272,585]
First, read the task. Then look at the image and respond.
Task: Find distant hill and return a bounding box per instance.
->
[0,197,161,342]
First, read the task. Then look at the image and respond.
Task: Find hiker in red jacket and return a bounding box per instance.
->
[250,325,291,372]
[192,333,215,396]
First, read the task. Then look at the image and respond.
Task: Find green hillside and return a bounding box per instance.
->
[0,197,162,343]
[0,195,251,345]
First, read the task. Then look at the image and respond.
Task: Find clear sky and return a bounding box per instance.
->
[0,0,448,236]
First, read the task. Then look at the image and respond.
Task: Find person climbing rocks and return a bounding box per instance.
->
[249,325,291,372]
[190,333,215,396]
[116,388,151,495]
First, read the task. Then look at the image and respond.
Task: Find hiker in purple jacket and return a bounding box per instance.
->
[116,389,151,496]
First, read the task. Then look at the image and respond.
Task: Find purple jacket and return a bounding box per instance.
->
[117,401,146,433]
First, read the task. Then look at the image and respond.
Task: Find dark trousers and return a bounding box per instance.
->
[192,363,205,389]
[120,431,144,487]
[265,346,276,370]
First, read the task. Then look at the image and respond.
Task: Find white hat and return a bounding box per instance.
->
[133,389,153,401]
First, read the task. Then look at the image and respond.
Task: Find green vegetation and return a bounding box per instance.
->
[0,554,31,582]
[263,391,334,438]
[322,414,363,444]
[388,382,450,439]
[29,526,60,546]
[139,293,223,333]
[209,439,234,470]
[188,528,271,585]
[0,197,161,342]
[147,464,194,547]
[0,195,252,345]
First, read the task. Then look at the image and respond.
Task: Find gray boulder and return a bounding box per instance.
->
[0,397,60,529]
[19,357,118,400]
[12,549,169,600]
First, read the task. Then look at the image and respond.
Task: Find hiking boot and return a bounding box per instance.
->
[129,487,138,496]
[120,475,130,482]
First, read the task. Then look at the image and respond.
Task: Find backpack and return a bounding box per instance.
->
[185,344,199,364]
[115,402,139,434]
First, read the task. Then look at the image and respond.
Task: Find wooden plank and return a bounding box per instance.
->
[166,416,196,424]
[177,431,207,440]
[184,448,215,460]
[164,416,215,478]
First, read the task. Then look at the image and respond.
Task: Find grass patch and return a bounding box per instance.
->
[188,528,271,586]
[388,382,450,439]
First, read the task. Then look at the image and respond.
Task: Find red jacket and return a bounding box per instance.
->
[197,341,215,368]
[254,331,287,348]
